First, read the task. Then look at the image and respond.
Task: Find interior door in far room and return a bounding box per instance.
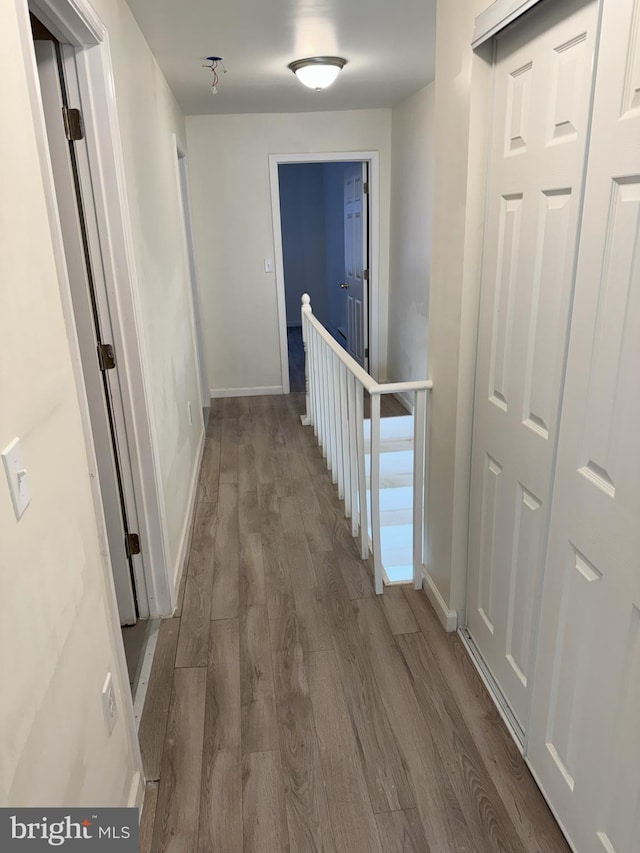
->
[343,162,369,368]
[465,0,598,735]
[34,36,141,626]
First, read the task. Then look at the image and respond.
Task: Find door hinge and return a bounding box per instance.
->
[365,348,369,358]
[62,106,84,141]
[363,181,369,194]
[363,269,369,281]
[97,343,116,371]
[124,533,141,558]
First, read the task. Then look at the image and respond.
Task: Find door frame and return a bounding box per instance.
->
[269,151,381,391]
[19,0,174,621]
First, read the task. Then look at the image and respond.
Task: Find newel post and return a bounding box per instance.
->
[300,293,312,426]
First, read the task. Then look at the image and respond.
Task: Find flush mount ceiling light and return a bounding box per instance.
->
[288,56,347,90]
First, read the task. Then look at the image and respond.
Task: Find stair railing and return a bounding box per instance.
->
[300,294,433,594]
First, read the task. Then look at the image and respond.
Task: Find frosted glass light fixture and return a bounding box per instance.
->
[288,56,347,90]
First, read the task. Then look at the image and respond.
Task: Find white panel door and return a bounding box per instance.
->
[344,163,368,368]
[528,1,640,849]
[466,0,598,732]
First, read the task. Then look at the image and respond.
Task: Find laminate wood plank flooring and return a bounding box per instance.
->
[141,392,570,853]
[138,781,158,853]
[139,618,180,779]
[175,504,216,668]
[150,667,206,852]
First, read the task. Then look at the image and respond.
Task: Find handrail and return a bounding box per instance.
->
[300,293,432,595]
[301,295,432,397]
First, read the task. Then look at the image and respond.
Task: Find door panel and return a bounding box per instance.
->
[528,1,640,848]
[466,0,598,731]
[344,163,368,368]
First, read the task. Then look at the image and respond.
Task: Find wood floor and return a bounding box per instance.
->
[138,393,569,853]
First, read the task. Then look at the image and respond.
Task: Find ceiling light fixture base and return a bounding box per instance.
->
[288,56,347,90]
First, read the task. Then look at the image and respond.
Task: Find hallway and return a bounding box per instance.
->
[138,393,568,852]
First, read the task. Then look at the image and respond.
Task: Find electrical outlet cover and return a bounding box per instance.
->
[101,672,118,735]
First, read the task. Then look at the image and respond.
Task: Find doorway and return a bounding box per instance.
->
[278,160,369,390]
[270,152,380,393]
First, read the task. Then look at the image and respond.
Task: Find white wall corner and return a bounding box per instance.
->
[419,568,458,632]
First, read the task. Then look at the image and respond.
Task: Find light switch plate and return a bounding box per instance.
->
[2,437,31,520]
[264,258,273,273]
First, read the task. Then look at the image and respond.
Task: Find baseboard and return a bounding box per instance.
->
[128,770,145,810]
[419,569,458,632]
[210,385,283,398]
[171,426,205,599]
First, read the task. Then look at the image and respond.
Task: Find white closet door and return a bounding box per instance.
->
[466,0,598,731]
[528,1,640,850]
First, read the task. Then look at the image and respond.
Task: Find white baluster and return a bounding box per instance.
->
[322,343,331,466]
[331,352,341,490]
[340,361,350,514]
[370,393,383,595]
[348,372,359,536]
[355,382,368,559]
[317,336,325,456]
[412,388,427,590]
[312,328,321,439]
[300,294,312,426]
[305,317,315,432]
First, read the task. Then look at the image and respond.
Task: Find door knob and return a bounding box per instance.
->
[339,282,349,289]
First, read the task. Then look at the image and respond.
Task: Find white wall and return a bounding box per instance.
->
[426,0,493,617]
[1,0,139,805]
[186,110,392,396]
[89,0,204,589]
[388,83,435,393]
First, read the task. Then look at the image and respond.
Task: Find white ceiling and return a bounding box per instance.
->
[125,0,437,116]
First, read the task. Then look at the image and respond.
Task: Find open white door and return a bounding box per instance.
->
[35,36,140,626]
[465,0,598,734]
[343,162,369,369]
[527,0,640,848]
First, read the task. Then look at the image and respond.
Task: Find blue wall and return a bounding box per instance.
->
[279,164,327,326]
[279,162,354,341]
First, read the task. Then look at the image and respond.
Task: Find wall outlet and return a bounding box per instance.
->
[101,672,118,736]
[188,400,193,426]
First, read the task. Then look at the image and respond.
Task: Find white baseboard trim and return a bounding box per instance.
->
[394,391,414,414]
[132,618,161,730]
[419,569,458,632]
[171,426,205,601]
[128,770,145,810]
[210,385,283,398]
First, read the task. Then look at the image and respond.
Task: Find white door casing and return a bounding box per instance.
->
[344,162,369,368]
[466,0,598,733]
[527,0,640,849]
[35,40,140,625]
